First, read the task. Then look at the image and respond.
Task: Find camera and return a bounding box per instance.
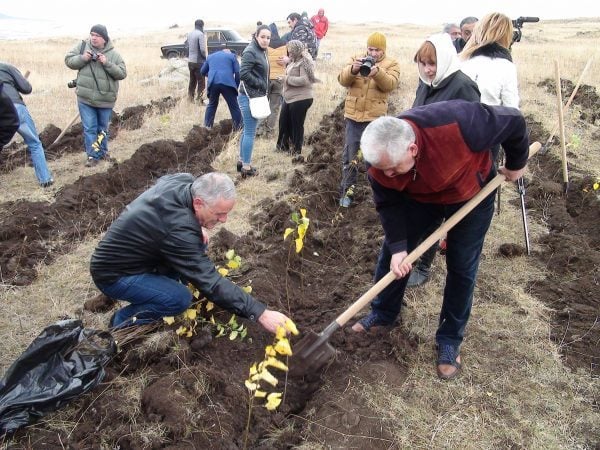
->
[511,16,539,44]
[90,52,99,61]
[67,79,77,88]
[359,56,376,76]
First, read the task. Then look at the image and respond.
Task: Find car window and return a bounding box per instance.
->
[206,31,222,42]
[226,30,243,41]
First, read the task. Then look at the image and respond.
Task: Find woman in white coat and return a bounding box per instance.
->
[460,12,519,109]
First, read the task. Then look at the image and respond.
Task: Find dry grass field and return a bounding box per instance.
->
[0,18,599,448]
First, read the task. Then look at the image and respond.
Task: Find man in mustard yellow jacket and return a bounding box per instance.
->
[337,32,400,207]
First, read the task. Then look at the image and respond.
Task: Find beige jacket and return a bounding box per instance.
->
[268,46,287,80]
[338,53,400,122]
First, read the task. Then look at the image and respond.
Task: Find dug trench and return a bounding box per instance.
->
[2,83,599,447]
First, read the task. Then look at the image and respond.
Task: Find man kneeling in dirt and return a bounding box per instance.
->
[89,172,291,334]
[352,100,529,379]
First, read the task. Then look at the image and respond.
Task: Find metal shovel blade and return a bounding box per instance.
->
[291,329,337,375]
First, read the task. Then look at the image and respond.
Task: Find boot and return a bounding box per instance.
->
[84,293,116,312]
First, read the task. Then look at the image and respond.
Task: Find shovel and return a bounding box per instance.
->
[292,142,541,374]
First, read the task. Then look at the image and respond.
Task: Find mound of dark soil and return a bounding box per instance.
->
[0,97,178,173]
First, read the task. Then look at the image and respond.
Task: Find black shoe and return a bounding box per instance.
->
[236,161,243,172]
[40,179,54,188]
[407,267,430,287]
[240,166,258,178]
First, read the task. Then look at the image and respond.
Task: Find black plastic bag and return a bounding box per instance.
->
[0,319,116,435]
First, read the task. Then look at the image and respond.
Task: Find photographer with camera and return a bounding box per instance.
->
[65,24,126,167]
[337,32,400,207]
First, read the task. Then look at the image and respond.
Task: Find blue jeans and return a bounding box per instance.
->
[205,84,242,130]
[370,191,496,347]
[95,273,192,327]
[238,94,258,165]
[78,101,112,159]
[15,103,53,184]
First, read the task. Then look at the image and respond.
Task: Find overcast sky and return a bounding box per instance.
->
[3,0,600,26]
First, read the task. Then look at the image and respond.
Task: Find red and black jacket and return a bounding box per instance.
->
[368,100,529,253]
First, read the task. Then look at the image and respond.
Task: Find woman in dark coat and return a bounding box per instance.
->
[237,24,271,178]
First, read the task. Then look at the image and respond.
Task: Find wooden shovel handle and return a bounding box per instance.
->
[334,141,542,327]
[49,112,80,148]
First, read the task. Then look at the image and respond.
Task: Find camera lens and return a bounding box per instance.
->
[359,57,374,76]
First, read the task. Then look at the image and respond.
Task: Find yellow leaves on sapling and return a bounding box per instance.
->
[245,320,300,411]
[265,393,282,410]
[274,337,293,356]
[283,208,310,253]
[163,316,175,325]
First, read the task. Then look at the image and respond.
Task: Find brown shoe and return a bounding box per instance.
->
[84,293,116,313]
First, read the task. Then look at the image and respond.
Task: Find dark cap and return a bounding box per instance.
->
[90,24,109,42]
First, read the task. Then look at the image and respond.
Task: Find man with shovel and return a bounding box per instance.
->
[352,100,529,380]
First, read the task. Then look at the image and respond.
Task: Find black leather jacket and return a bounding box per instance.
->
[90,173,266,321]
[0,83,19,148]
[239,39,269,98]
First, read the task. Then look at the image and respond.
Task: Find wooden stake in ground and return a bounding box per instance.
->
[48,112,80,149]
[545,57,593,148]
[553,60,569,193]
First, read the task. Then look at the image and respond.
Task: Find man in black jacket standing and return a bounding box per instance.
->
[90,172,291,333]
[286,12,317,59]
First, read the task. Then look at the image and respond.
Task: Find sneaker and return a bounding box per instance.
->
[407,267,430,287]
[350,312,392,332]
[40,179,54,188]
[339,196,352,208]
[240,166,258,178]
[85,156,99,167]
[436,343,462,380]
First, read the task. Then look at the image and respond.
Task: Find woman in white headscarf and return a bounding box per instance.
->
[407,32,481,289]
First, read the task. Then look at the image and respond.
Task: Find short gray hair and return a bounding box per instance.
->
[361,116,415,166]
[443,23,459,33]
[460,16,478,28]
[191,172,236,204]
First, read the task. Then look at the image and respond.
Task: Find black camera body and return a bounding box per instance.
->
[90,52,99,61]
[511,16,539,43]
[67,79,77,88]
[359,56,376,76]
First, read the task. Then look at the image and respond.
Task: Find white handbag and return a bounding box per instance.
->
[242,82,270,119]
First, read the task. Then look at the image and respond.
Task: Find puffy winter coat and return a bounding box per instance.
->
[65,39,127,108]
[338,53,400,122]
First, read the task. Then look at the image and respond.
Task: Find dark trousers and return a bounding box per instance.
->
[276,98,313,154]
[340,119,370,196]
[370,191,495,347]
[188,62,206,100]
[204,84,242,130]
